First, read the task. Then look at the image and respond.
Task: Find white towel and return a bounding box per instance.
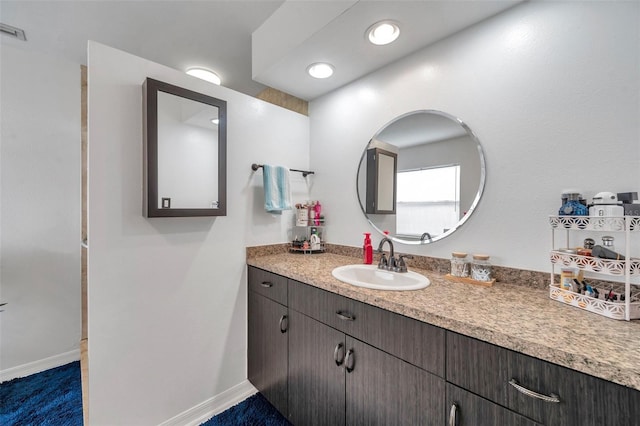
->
[263,165,292,212]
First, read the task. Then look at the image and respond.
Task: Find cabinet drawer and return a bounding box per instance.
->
[446,383,541,426]
[289,279,445,376]
[447,331,634,426]
[248,266,287,305]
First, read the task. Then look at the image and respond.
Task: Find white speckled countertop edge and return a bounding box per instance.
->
[247,251,640,391]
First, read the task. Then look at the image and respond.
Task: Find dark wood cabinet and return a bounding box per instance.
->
[288,310,346,426]
[248,265,640,426]
[247,271,288,417]
[248,266,287,304]
[287,279,445,426]
[346,336,444,425]
[447,331,638,426]
[289,278,445,376]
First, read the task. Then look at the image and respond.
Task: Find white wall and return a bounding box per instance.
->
[309,1,640,272]
[0,45,81,378]
[87,42,309,425]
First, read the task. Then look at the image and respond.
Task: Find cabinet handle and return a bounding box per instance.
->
[449,403,458,426]
[336,310,355,321]
[509,379,560,403]
[279,315,288,333]
[334,343,345,366]
[260,281,274,288]
[345,349,355,373]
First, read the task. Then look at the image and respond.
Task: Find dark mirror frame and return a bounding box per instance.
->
[143,77,227,217]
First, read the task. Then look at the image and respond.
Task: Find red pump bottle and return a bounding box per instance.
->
[363,233,373,264]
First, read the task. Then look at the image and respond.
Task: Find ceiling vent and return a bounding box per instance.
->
[0,23,27,41]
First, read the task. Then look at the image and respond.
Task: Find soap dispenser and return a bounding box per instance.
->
[363,233,373,264]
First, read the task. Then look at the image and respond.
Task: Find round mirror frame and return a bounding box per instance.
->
[356,110,486,244]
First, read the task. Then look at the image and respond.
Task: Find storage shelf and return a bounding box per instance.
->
[549,215,640,232]
[549,215,639,321]
[550,285,640,320]
[549,251,640,277]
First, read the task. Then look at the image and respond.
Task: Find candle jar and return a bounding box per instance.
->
[471,254,493,282]
[450,252,469,277]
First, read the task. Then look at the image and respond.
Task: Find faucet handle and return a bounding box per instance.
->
[378,252,388,269]
[396,254,414,273]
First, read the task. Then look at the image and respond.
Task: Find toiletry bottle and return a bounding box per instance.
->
[314,201,322,226]
[363,233,373,264]
[309,201,316,224]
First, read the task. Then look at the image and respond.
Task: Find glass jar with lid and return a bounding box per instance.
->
[471,254,493,282]
[450,252,469,277]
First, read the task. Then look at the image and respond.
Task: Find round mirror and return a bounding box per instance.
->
[357,110,486,244]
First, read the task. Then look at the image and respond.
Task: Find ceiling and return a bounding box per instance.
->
[0,0,522,101]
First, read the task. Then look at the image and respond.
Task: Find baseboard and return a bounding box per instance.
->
[159,380,258,426]
[0,349,81,383]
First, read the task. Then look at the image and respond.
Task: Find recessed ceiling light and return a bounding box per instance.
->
[210,118,219,125]
[367,20,400,45]
[186,67,221,85]
[307,62,334,79]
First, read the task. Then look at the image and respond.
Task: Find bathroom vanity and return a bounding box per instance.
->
[247,252,640,425]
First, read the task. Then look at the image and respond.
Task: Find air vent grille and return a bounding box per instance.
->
[0,23,26,41]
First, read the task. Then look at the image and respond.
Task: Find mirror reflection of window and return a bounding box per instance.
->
[396,165,460,237]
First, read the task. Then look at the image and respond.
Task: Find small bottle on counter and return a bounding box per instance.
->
[450,252,469,277]
[471,254,493,282]
[363,233,373,265]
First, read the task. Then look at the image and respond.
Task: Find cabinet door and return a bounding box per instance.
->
[447,383,541,426]
[248,291,288,416]
[288,310,346,426]
[345,336,445,426]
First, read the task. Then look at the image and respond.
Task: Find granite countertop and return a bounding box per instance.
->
[247,251,640,391]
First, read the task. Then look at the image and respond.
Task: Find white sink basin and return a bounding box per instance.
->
[331,264,430,291]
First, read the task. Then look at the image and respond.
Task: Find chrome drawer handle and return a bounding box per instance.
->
[345,349,355,373]
[509,379,560,403]
[336,310,355,321]
[260,281,274,288]
[334,342,345,366]
[449,403,458,426]
[279,315,288,333]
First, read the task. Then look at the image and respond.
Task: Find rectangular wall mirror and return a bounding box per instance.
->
[366,147,397,214]
[143,77,227,217]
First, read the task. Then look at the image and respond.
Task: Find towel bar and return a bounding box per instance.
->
[251,163,314,178]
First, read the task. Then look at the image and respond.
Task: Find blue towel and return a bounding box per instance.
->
[263,165,292,212]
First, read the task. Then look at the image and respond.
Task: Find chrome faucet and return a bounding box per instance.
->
[420,232,432,243]
[377,237,397,271]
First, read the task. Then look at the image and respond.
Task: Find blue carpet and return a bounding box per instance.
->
[201,393,291,426]
[0,361,83,426]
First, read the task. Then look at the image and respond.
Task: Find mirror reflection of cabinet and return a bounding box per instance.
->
[366,148,397,214]
[143,77,227,217]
